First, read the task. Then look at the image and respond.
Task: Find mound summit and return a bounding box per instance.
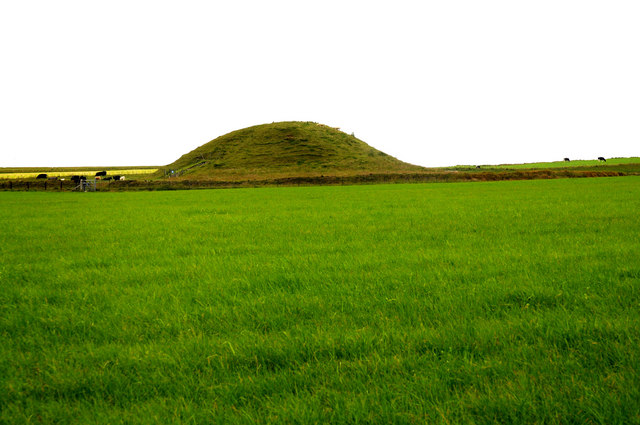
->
[161,121,423,180]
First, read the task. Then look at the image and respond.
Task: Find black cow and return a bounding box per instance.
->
[95,171,107,177]
[598,157,606,162]
[36,173,47,179]
[564,158,570,162]
[112,175,122,181]
[475,165,481,169]
[71,175,86,183]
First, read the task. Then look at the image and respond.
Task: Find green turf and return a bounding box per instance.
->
[1,177,639,424]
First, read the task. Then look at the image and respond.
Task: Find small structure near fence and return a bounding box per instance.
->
[70,176,96,192]
[77,179,96,192]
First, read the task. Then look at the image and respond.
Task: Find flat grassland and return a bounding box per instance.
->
[449,157,640,171]
[492,157,640,169]
[0,168,158,180]
[1,177,639,424]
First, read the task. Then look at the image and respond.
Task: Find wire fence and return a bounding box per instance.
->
[0,170,628,193]
[0,179,131,192]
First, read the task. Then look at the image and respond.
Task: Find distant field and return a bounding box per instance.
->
[0,168,158,179]
[1,178,639,423]
[452,157,640,170]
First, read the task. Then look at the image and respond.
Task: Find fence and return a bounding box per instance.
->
[0,178,129,192]
[0,170,628,192]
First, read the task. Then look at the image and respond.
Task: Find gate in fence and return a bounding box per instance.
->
[75,179,96,192]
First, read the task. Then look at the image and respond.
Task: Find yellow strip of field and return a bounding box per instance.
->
[0,169,158,179]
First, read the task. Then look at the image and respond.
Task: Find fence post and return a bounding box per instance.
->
[26,182,29,191]
[60,180,63,191]
[9,181,12,190]
[44,181,47,191]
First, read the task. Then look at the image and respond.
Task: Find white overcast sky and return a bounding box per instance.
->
[1,1,638,168]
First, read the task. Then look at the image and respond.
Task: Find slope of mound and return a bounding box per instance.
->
[161,122,423,179]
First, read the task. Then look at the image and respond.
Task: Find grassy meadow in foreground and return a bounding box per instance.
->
[1,178,639,424]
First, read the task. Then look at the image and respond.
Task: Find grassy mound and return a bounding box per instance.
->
[160,121,423,179]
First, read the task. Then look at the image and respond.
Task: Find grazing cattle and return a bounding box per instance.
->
[476,165,481,169]
[598,157,606,162]
[48,176,58,181]
[112,175,126,181]
[71,175,86,183]
[95,171,107,177]
[104,176,113,181]
[36,173,47,179]
[564,158,570,162]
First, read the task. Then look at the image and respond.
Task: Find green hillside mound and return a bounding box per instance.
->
[160,121,423,179]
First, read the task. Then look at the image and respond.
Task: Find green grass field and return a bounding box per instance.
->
[1,178,639,424]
